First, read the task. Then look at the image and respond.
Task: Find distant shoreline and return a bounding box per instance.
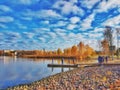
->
[20,55,77,59]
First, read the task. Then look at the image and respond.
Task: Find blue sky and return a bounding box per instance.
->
[0,0,120,50]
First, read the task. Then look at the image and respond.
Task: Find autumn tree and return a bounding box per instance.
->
[84,44,94,58]
[48,51,53,55]
[64,49,67,55]
[57,48,62,55]
[67,48,71,56]
[101,39,109,55]
[71,45,78,56]
[53,50,57,56]
[77,42,85,55]
[34,50,44,55]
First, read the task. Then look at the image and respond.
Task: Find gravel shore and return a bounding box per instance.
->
[7,65,120,90]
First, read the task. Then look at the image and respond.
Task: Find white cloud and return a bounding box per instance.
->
[40,10,61,18]
[16,23,27,29]
[40,28,50,32]
[96,0,120,12]
[102,15,120,27]
[0,23,7,28]
[38,37,46,42]
[67,24,77,30]
[75,33,85,40]
[54,28,66,33]
[0,33,3,38]
[53,28,67,39]
[80,13,95,30]
[0,5,12,12]
[34,28,50,33]
[68,32,76,37]
[3,31,21,43]
[118,8,120,13]
[43,34,50,39]
[0,16,14,23]
[59,32,85,46]
[23,9,61,19]
[43,20,49,24]
[61,2,73,14]
[70,16,80,24]
[53,0,84,16]
[93,27,104,33]
[22,32,34,39]
[71,34,83,44]
[47,32,56,38]
[58,32,66,38]
[9,32,21,38]
[56,21,67,26]
[72,5,84,16]
[19,0,34,5]
[80,0,100,9]
[70,0,78,3]
[11,0,39,5]
[88,33,103,38]
[50,20,68,28]
[21,16,32,21]
[53,1,65,10]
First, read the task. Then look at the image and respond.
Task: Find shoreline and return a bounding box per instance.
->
[7,65,120,90]
[7,67,78,90]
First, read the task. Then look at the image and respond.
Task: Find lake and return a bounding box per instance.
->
[0,56,74,89]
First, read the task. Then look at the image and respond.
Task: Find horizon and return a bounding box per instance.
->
[0,0,120,50]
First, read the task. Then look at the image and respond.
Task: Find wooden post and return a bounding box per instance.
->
[61,58,64,64]
[52,58,54,64]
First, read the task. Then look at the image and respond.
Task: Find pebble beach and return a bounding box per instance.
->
[7,65,120,90]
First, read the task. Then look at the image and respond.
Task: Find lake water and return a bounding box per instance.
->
[0,56,74,89]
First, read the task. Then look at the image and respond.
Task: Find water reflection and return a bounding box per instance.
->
[0,56,75,89]
[0,56,18,64]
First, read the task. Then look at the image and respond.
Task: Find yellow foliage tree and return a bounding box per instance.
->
[83,44,94,58]
[66,48,71,56]
[78,42,85,55]
[71,45,78,56]
[57,48,62,55]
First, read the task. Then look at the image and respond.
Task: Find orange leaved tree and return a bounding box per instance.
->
[71,45,78,56]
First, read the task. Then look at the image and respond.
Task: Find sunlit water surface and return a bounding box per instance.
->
[0,56,74,89]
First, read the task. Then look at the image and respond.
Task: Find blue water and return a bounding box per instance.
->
[0,56,72,89]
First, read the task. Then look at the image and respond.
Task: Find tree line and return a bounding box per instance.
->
[13,42,95,60]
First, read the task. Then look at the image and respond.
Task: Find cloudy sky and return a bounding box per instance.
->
[0,0,120,50]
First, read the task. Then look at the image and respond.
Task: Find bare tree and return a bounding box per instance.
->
[104,26,113,46]
[116,28,120,59]
[104,26,114,59]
